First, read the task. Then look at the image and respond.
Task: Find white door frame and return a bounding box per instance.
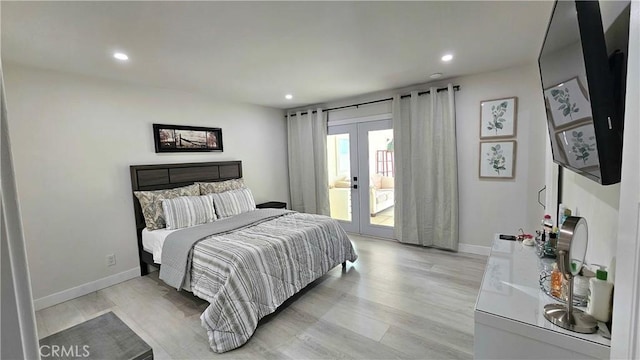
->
[327,124,360,234]
[357,120,394,239]
[611,2,640,357]
[328,119,395,239]
[1,66,41,359]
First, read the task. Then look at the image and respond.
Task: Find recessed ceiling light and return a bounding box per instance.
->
[430,72,443,79]
[113,52,129,61]
[441,54,453,62]
[285,94,293,100]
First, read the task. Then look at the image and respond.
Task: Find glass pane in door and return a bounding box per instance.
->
[327,133,352,221]
[368,129,394,227]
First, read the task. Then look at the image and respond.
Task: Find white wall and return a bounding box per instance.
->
[4,64,288,304]
[610,1,639,357]
[454,64,547,247]
[561,171,620,267]
[293,62,548,251]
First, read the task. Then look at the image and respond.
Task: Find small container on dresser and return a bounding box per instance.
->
[587,265,614,322]
[550,263,563,297]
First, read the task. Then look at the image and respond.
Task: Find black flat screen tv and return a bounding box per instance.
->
[538,0,629,185]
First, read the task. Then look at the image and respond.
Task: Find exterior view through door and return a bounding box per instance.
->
[327,120,394,238]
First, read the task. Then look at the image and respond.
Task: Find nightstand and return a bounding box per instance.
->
[256,201,287,209]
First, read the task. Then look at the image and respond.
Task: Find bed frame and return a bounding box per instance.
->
[129,161,243,276]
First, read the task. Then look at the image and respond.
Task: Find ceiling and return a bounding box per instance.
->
[1,1,553,109]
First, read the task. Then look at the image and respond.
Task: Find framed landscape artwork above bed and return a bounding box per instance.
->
[153,124,223,153]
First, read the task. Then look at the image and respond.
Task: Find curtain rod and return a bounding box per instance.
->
[286,85,460,118]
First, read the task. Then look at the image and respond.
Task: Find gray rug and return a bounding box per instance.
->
[39,311,153,360]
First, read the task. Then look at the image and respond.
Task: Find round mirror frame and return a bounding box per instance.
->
[543,216,597,334]
[558,216,588,277]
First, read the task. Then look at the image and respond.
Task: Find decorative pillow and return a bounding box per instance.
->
[197,178,246,194]
[211,188,256,218]
[371,174,383,189]
[381,176,395,189]
[134,184,200,230]
[162,195,216,230]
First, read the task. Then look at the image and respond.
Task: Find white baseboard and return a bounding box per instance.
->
[458,243,491,256]
[33,268,139,311]
[350,233,491,256]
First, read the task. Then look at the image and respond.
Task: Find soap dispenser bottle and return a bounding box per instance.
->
[587,265,613,322]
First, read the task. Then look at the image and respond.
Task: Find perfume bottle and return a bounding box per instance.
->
[550,263,563,297]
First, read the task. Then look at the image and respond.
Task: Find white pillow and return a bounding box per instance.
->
[162,195,216,230]
[211,188,256,218]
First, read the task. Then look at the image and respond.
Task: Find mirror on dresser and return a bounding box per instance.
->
[543,216,597,333]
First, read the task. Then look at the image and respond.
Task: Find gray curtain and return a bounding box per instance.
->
[287,109,330,215]
[392,85,459,250]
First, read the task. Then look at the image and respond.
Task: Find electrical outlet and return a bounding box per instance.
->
[106,254,116,267]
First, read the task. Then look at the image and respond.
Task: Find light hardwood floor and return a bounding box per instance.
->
[370,207,394,227]
[36,235,487,359]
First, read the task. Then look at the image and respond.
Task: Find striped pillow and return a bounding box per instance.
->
[162,195,216,230]
[134,184,200,230]
[211,188,256,218]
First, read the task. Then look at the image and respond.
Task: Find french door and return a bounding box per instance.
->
[327,120,394,238]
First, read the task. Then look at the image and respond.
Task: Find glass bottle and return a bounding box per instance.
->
[550,262,563,297]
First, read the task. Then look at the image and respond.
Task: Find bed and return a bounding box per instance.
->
[129,161,358,353]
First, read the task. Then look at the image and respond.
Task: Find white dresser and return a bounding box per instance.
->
[474,236,610,359]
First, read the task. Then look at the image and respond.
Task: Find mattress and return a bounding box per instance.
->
[141,227,177,264]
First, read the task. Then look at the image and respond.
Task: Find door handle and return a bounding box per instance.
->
[537,186,546,209]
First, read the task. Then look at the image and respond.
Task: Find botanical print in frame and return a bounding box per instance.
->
[480,97,517,139]
[544,77,592,129]
[479,141,517,179]
[153,124,223,153]
[555,121,600,170]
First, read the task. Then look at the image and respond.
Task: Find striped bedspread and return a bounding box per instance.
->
[188,212,358,353]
